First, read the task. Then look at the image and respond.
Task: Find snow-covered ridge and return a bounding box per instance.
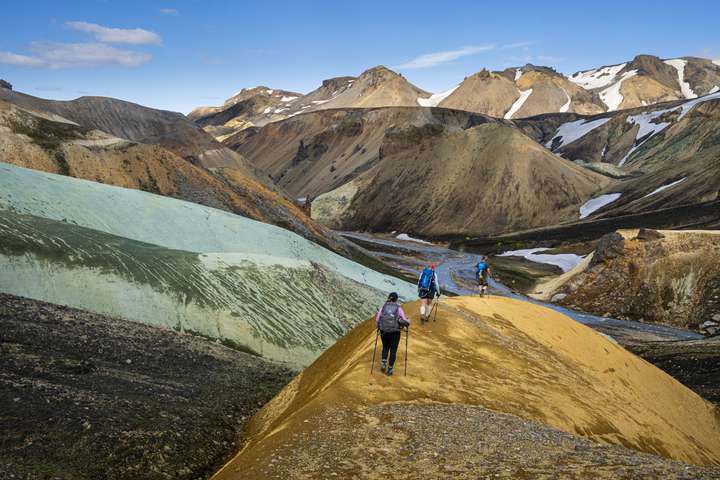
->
[714,59,720,67]
[569,63,626,90]
[642,178,687,199]
[417,85,459,107]
[600,70,637,111]
[545,117,610,149]
[579,193,622,219]
[498,248,585,272]
[664,59,697,99]
[504,89,532,119]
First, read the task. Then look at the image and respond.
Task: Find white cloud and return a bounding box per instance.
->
[0,42,152,69]
[501,41,535,50]
[160,8,179,15]
[66,21,162,45]
[0,51,46,67]
[396,45,496,69]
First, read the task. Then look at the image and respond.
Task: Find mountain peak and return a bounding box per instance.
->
[0,79,11,90]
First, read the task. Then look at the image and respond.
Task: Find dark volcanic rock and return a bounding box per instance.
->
[591,232,625,265]
[636,228,665,241]
[0,79,11,90]
[0,293,295,480]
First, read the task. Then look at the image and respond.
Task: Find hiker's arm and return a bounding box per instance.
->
[375,308,382,328]
[434,272,441,296]
[397,307,410,326]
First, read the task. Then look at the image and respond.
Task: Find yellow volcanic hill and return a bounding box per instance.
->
[213,296,720,479]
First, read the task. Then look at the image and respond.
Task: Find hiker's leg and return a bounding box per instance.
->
[388,331,401,367]
[380,332,390,362]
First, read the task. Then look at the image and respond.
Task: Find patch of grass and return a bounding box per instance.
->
[8,114,88,152]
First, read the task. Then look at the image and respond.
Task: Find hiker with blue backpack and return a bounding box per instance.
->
[374,292,410,376]
[418,264,440,322]
[476,256,491,296]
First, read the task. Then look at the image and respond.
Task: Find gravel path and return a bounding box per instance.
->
[254,403,720,479]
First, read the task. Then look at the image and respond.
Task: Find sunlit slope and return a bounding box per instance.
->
[214,296,720,478]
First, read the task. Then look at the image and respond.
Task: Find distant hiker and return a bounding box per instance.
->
[475,256,491,296]
[418,264,440,322]
[376,292,410,376]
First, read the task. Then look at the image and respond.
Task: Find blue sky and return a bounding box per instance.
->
[2,0,719,114]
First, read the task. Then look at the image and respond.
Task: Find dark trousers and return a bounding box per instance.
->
[380,330,402,367]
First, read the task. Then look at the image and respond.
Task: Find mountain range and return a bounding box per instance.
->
[190,54,720,141]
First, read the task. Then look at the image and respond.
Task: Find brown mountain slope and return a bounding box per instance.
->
[316,65,429,109]
[547,230,720,330]
[340,123,608,236]
[518,93,720,221]
[569,55,720,111]
[439,66,605,118]
[0,98,334,246]
[212,297,720,480]
[225,106,497,198]
[0,87,248,172]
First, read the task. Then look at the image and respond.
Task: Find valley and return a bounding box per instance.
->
[1,23,719,479]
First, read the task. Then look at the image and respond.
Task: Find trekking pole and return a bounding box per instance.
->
[432,297,440,322]
[404,326,409,376]
[370,328,380,374]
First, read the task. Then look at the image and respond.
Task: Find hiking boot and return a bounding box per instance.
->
[386,366,394,376]
[380,361,387,373]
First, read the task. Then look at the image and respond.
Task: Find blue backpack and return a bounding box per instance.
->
[476,262,488,275]
[419,267,434,290]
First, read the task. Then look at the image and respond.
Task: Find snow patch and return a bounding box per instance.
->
[714,60,720,66]
[514,68,523,82]
[600,70,637,111]
[642,177,687,199]
[579,193,622,219]
[281,96,299,102]
[504,89,532,119]
[545,117,610,149]
[262,106,273,114]
[273,107,289,114]
[395,233,432,245]
[677,90,720,119]
[417,85,459,107]
[710,86,720,94]
[265,89,274,94]
[498,248,585,273]
[312,100,330,105]
[618,108,675,166]
[664,59,697,99]
[559,89,571,113]
[569,63,626,90]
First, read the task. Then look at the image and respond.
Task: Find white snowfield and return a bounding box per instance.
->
[600,69,637,111]
[664,59,697,99]
[281,96,299,102]
[711,86,720,94]
[417,85,459,107]
[559,89,571,113]
[618,108,673,166]
[569,63,626,90]
[504,88,532,119]
[545,117,610,149]
[514,68,523,81]
[642,177,687,199]
[498,248,585,273]
[579,193,622,219]
[677,90,720,119]
[395,233,432,245]
[714,60,720,66]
